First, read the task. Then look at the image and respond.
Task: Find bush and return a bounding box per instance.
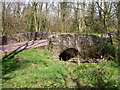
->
[81,43,116,60]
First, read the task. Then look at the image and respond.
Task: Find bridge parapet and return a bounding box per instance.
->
[0,32,60,45]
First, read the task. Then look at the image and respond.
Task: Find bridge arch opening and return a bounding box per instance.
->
[59,48,80,61]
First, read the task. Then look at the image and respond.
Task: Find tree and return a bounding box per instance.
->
[117,1,120,63]
[81,2,86,32]
[87,2,95,32]
[72,2,80,32]
[1,1,5,35]
[60,2,69,32]
[117,2,120,36]
[1,1,118,35]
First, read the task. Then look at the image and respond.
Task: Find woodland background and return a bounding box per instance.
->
[1,1,120,36]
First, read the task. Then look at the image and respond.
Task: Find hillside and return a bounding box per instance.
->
[2,48,119,88]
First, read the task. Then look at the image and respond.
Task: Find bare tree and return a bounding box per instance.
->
[81,2,86,32]
[60,2,69,32]
[117,2,120,36]
[1,1,5,35]
[1,1,118,35]
[72,2,80,32]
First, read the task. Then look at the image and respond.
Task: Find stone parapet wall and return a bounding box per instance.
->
[0,32,60,45]
[48,34,101,51]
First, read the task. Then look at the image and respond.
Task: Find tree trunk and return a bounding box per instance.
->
[117,1,120,65]
[38,2,43,32]
[117,2,120,36]
[2,2,5,35]
[81,2,86,32]
[98,2,102,21]
[60,2,67,32]
[73,2,80,32]
[33,2,38,32]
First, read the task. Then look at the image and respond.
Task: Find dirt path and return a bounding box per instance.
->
[0,40,48,56]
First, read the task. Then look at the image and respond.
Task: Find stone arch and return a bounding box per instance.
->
[48,33,103,61]
[59,48,80,61]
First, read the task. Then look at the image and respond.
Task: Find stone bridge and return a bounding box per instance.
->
[48,33,105,61]
[1,32,111,61]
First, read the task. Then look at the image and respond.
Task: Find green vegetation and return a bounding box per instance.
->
[2,48,119,88]
[1,1,120,89]
[2,2,119,35]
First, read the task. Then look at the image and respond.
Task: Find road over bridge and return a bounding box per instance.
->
[0,40,48,56]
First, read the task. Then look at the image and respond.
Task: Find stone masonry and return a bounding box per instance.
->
[48,33,103,60]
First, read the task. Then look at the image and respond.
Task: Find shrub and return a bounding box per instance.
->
[81,43,116,60]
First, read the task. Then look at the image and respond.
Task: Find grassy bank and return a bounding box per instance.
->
[2,48,119,89]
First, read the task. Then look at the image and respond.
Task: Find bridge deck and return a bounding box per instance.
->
[0,40,48,56]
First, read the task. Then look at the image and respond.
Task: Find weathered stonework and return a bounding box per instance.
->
[0,32,60,45]
[48,33,103,60]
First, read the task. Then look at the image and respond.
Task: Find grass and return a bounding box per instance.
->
[2,48,119,89]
